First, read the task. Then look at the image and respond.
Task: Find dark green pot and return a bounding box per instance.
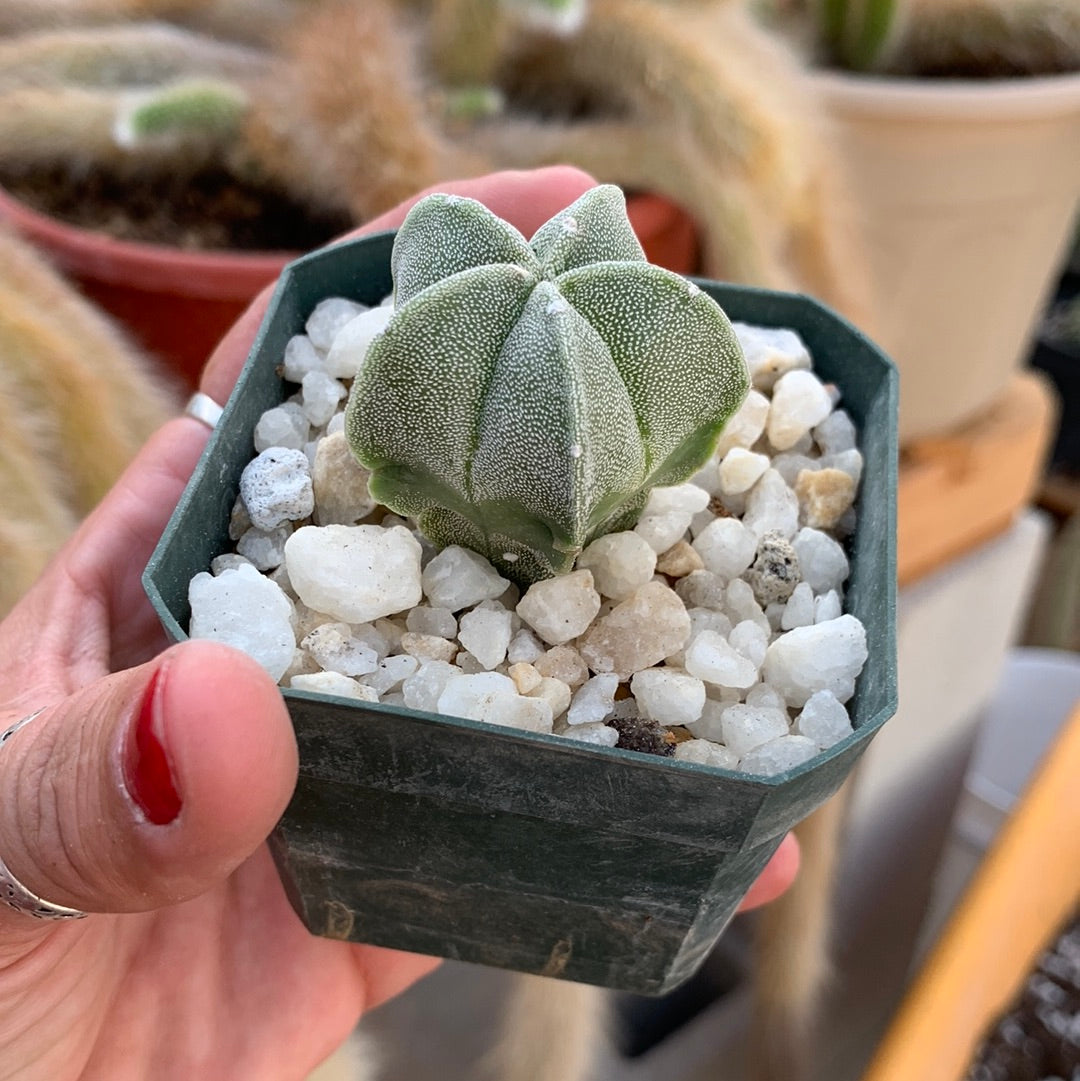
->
[144,230,898,995]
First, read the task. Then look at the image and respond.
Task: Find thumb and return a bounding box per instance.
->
[0,640,297,918]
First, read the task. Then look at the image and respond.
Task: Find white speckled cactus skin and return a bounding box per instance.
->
[345,184,749,585]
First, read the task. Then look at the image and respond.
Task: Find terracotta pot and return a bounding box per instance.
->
[814,71,1080,445]
[144,229,898,994]
[0,185,698,391]
[0,182,290,392]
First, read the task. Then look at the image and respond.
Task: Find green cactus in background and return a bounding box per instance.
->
[345,184,749,585]
[819,0,902,71]
[790,0,1080,74]
[113,77,248,147]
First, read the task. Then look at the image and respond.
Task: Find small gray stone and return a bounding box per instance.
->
[240,447,314,531]
[744,530,801,606]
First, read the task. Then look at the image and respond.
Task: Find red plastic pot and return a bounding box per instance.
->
[0,184,699,391]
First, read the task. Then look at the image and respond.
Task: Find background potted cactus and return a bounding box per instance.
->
[0,0,872,389]
[144,184,898,993]
[763,0,1080,443]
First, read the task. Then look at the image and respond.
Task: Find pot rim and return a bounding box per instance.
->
[811,68,1080,122]
[0,181,295,299]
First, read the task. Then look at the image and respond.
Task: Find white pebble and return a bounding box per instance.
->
[236,524,291,571]
[576,531,657,600]
[437,672,553,732]
[240,447,314,531]
[300,371,346,427]
[714,389,770,457]
[422,546,510,611]
[631,668,706,726]
[507,628,545,664]
[516,569,601,645]
[795,689,854,749]
[282,334,325,382]
[530,676,572,720]
[300,622,379,676]
[781,581,816,630]
[324,305,394,378]
[822,448,864,487]
[815,590,843,623]
[289,671,378,701]
[725,579,770,633]
[721,704,790,757]
[566,673,619,725]
[254,402,310,452]
[684,697,732,742]
[746,682,788,712]
[634,484,711,553]
[762,614,868,707]
[718,447,770,495]
[458,602,514,669]
[399,632,457,663]
[402,659,460,712]
[284,524,422,623]
[793,528,850,593]
[189,564,295,681]
[306,297,367,351]
[684,630,759,689]
[692,517,757,581]
[814,409,858,455]
[211,553,251,575]
[560,723,619,747]
[360,653,420,694]
[738,734,819,775]
[406,605,458,639]
[742,468,799,540]
[729,619,769,668]
[733,323,812,392]
[674,739,739,770]
[767,370,833,450]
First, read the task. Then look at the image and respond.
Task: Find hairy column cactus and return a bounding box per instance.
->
[345,184,749,585]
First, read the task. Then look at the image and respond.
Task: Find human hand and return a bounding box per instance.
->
[0,167,797,1081]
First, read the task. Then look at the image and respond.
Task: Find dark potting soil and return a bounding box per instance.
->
[0,164,354,252]
[964,910,1080,1081]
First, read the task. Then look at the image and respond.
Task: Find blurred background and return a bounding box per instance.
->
[0,2,1077,1079]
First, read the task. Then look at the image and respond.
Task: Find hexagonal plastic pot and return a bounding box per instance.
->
[143,229,898,995]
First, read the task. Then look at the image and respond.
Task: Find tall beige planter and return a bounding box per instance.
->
[814,71,1080,445]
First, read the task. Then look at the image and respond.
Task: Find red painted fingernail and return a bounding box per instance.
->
[123,666,182,825]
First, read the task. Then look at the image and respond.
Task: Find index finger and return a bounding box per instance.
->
[200,166,598,404]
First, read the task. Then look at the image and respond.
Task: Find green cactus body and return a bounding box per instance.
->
[114,78,248,147]
[345,184,749,585]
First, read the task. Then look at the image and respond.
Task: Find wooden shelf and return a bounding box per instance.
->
[897,372,1059,587]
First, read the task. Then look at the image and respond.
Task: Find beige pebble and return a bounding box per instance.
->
[508,661,543,695]
[656,540,705,578]
[534,645,590,689]
[312,431,377,525]
[795,467,856,530]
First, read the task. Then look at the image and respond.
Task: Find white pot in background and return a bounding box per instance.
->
[814,71,1080,445]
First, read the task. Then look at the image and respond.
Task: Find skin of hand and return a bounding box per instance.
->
[0,167,798,1081]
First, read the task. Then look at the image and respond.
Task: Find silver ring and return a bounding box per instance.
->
[0,710,88,921]
[184,392,223,430]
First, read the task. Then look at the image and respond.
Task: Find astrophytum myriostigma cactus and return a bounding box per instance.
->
[344,184,749,585]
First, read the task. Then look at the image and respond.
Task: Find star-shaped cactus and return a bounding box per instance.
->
[345,184,749,584]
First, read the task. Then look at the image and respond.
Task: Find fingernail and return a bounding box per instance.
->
[123,666,182,825]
